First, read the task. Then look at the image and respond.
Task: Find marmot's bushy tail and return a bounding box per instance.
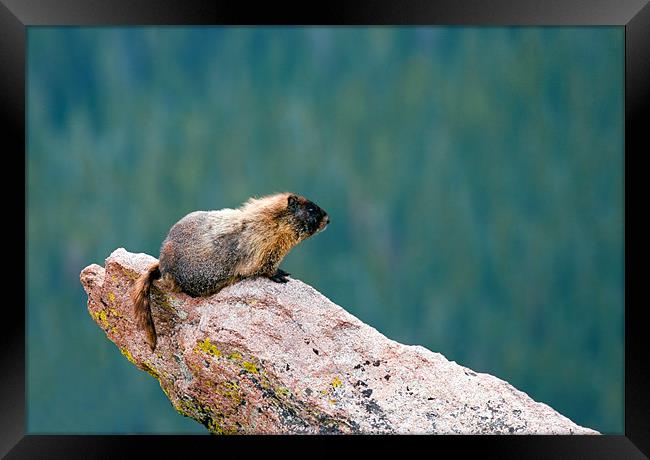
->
[131,262,161,351]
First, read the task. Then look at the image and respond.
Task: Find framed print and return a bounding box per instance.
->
[4,0,649,457]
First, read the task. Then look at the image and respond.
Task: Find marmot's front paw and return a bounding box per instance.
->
[269,269,291,283]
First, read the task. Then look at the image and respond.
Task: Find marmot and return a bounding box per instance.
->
[131,192,329,351]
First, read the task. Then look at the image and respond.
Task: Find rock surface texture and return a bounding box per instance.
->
[80,248,599,435]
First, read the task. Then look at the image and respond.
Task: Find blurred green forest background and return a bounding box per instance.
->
[27,27,623,434]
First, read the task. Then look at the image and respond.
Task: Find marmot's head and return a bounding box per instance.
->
[286,193,329,238]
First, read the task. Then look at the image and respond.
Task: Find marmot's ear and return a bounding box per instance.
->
[287,194,298,208]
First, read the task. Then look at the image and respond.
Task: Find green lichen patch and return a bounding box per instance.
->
[129,341,355,435]
[122,269,140,281]
[173,395,206,420]
[228,352,242,361]
[172,395,238,435]
[222,380,239,392]
[277,387,291,398]
[165,354,358,435]
[214,381,243,406]
[158,295,175,313]
[205,415,238,435]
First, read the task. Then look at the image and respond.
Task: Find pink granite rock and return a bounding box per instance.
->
[80,248,599,435]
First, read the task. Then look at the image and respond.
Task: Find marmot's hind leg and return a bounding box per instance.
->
[157,272,183,293]
[269,268,291,283]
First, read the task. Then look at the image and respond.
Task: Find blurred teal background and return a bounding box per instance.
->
[27,27,624,434]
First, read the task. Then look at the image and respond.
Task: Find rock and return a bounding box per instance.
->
[80,248,599,435]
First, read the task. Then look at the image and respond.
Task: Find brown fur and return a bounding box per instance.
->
[131,262,161,351]
[235,194,303,276]
[131,192,329,351]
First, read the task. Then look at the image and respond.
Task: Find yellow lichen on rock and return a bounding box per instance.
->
[120,347,136,365]
[92,309,109,328]
[241,361,259,374]
[196,338,222,358]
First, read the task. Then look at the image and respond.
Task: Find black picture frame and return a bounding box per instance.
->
[4,0,648,457]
